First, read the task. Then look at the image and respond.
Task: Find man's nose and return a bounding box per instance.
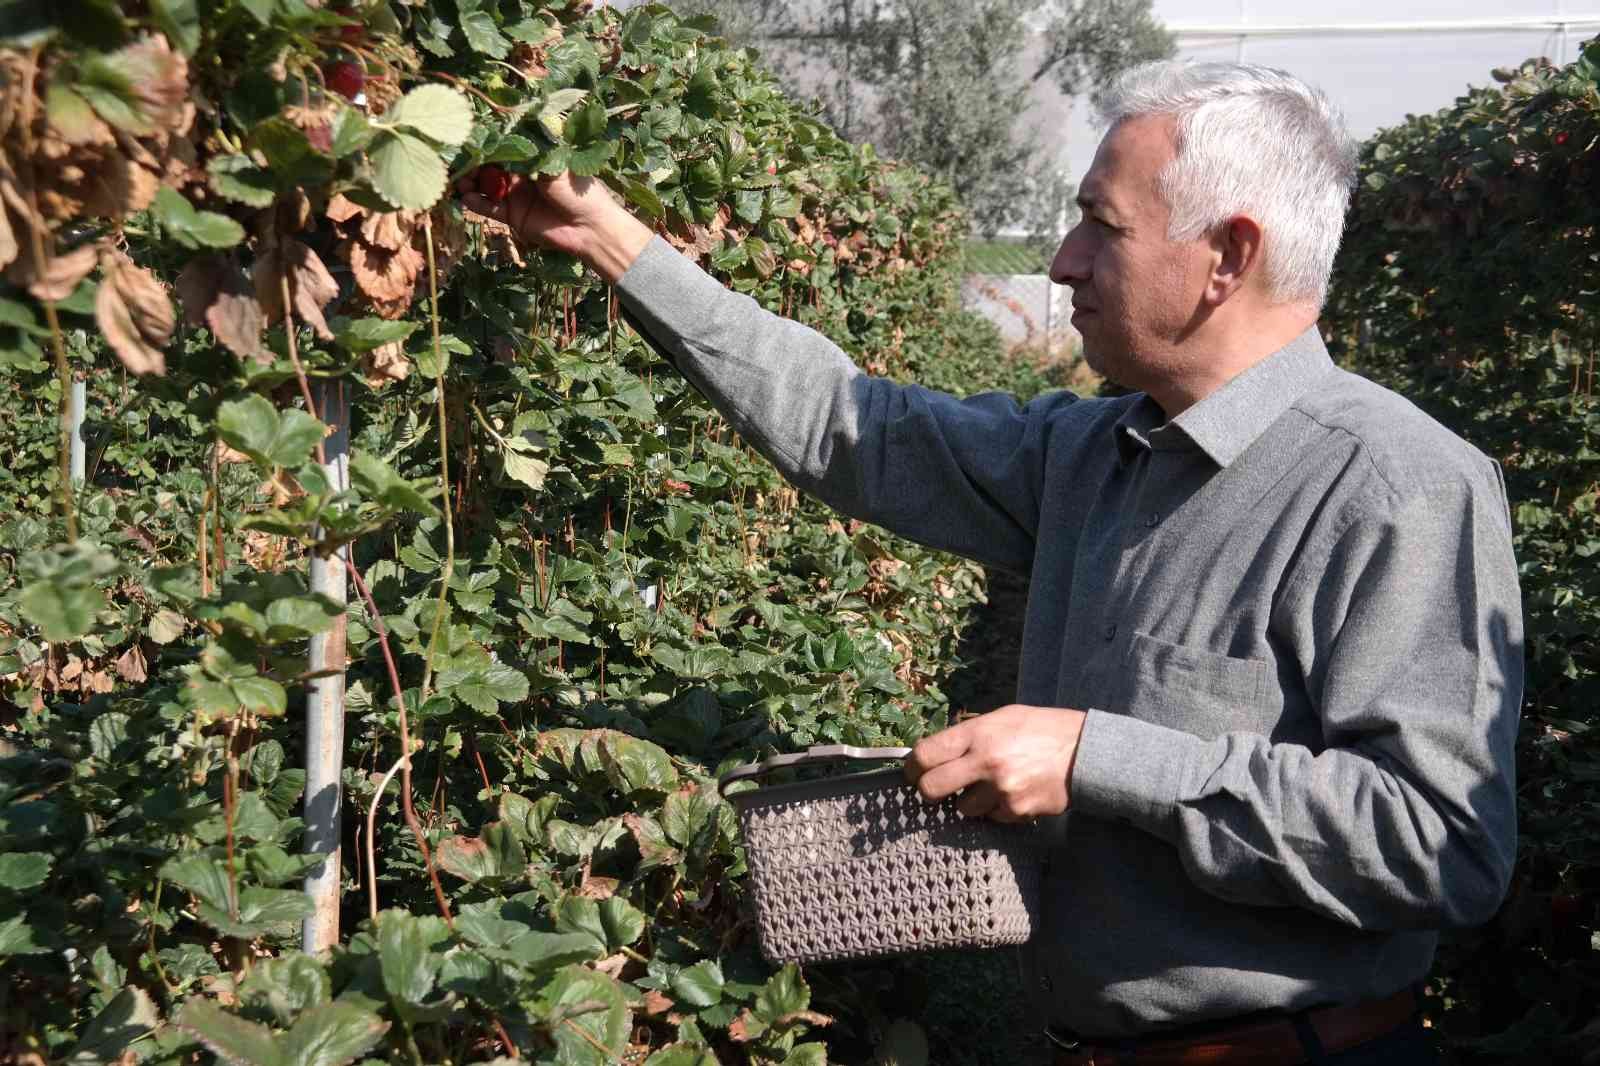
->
[1049,229,1088,287]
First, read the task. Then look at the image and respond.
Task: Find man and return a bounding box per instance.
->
[462,61,1521,1066]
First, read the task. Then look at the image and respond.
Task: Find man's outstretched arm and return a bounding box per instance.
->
[460,172,1080,574]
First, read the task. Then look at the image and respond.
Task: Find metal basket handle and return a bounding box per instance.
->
[717,744,912,796]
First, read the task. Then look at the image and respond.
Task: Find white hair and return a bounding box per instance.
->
[1096,61,1359,307]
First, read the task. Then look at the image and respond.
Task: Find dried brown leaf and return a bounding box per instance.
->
[641,991,674,1017]
[255,237,339,340]
[592,952,627,978]
[0,204,17,273]
[115,644,148,683]
[8,241,99,302]
[96,250,173,376]
[361,339,410,388]
[119,35,191,136]
[575,873,618,900]
[325,193,364,225]
[178,254,268,362]
[359,210,416,252]
[349,239,422,304]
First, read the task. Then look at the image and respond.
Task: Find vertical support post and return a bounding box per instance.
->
[69,377,85,486]
[303,379,349,954]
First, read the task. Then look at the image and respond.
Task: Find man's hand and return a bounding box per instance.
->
[457,170,653,285]
[904,705,1087,822]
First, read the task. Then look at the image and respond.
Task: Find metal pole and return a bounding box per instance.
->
[69,377,85,486]
[303,378,349,954]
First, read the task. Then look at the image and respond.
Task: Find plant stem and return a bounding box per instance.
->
[278,273,454,928]
[419,216,455,701]
[345,559,454,927]
[364,752,407,924]
[18,47,77,543]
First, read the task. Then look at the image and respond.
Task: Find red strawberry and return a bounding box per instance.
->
[323,60,365,100]
[339,24,365,43]
[1555,131,1570,146]
[476,165,515,202]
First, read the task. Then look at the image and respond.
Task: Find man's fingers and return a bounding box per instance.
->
[904,721,973,782]
[955,782,1000,818]
[914,755,983,804]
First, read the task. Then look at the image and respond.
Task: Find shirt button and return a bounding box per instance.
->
[1145,513,1159,528]
[1103,623,1118,642]
[1041,975,1054,992]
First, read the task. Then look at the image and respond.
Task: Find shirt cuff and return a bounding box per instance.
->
[1070,709,1200,843]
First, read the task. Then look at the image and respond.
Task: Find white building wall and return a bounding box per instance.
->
[1053,3,1600,201]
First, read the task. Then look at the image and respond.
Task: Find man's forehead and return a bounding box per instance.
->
[1082,117,1174,205]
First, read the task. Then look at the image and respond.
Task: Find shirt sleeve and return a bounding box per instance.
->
[1069,472,1524,931]
[615,235,1078,574]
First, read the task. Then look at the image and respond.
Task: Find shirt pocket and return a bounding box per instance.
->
[1123,630,1270,740]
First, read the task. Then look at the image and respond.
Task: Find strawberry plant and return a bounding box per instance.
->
[1328,40,1600,1063]
[0,1,1042,1062]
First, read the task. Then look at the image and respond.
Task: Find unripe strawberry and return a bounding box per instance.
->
[323,60,365,100]
[476,165,514,202]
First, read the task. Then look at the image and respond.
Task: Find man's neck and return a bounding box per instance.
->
[1147,303,1321,418]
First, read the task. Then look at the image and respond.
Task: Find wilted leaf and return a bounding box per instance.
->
[96,249,174,376]
[10,242,98,302]
[114,643,147,682]
[177,255,267,363]
[362,340,410,387]
[255,238,339,340]
[436,823,525,882]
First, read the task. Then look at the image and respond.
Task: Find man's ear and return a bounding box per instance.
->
[1206,215,1264,306]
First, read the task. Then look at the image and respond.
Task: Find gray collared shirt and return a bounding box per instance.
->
[617,237,1523,1038]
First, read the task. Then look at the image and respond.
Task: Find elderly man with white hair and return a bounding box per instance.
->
[463,60,1522,1066]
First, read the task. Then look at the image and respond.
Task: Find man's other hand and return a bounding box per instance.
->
[904,705,1087,822]
[456,170,653,284]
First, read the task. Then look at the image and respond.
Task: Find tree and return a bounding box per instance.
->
[668,0,1175,237]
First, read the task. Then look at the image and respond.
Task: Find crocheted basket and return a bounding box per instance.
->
[718,745,1046,965]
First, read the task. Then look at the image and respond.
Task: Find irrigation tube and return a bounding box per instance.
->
[303,379,350,954]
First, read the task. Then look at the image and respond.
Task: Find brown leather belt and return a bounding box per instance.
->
[1047,989,1419,1066]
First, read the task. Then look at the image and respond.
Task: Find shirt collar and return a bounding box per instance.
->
[1114,326,1335,468]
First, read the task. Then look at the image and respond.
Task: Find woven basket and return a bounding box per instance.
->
[719,745,1045,965]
